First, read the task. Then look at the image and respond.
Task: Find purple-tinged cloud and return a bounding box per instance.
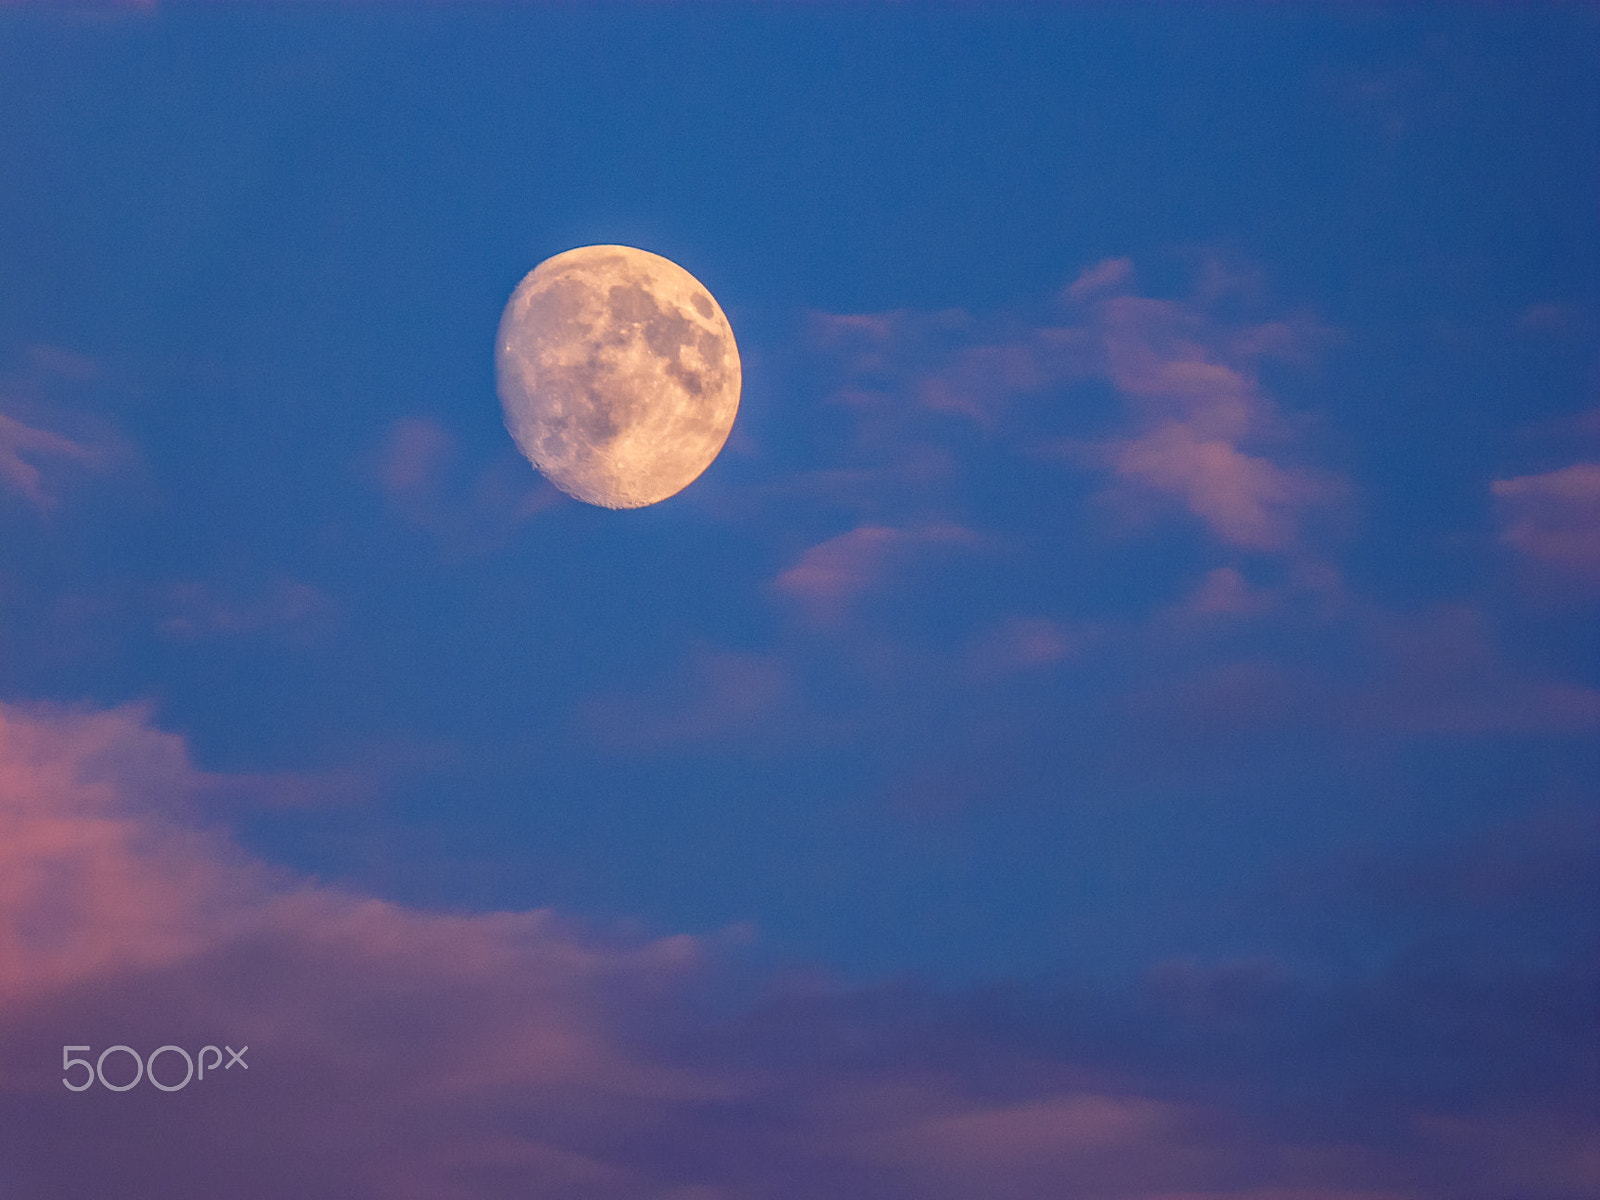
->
[0,348,131,511]
[158,577,334,640]
[1179,567,1278,620]
[1492,462,1600,592]
[1125,601,1600,746]
[1088,294,1343,551]
[1102,422,1332,552]
[772,523,984,625]
[1,700,1595,1198]
[0,411,100,510]
[1064,256,1135,302]
[1349,603,1600,735]
[374,416,565,553]
[964,615,1075,679]
[582,648,791,751]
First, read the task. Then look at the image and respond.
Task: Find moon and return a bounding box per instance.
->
[495,245,741,509]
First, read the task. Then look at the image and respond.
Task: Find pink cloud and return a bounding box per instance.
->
[0,702,275,1003]
[0,348,133,510]
[913,328,1089,429]
[0,701,741,1197]
[966,616,1075,678]
[772,522,983,624]
[805,257,1345,555]
[771,445,958,510]
[861,1092,1201,1200]
[1106,424,1336,552]
[809,305,1087,436]
[806,309,905,352]
[880,1093,1170,1160]
[1225,315,1339,366]
[0,701,1591,1198]
[1180,567,1277,619]
[850,1080,1439,1200]
[1124,659,1311,745]
[1492,462,1600,590]
[1065,256,1136,302]
[0,411,100,509]
[774,525,903,611]
[1410,1109,1600,1198]
[1086,293,1343,550]
[1098,296,1253,426]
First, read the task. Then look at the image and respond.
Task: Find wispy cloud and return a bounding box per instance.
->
[1178,567,1279,620]
[964,615,1075,679]
[1351,603,1600,736]
[1079,291,1343,552]
[0,411,101,509]
[1492,462,1600,592]
[1064,256,1136,302]
[374,417,565,554]
[773,523,984,625]
[1129,602,1600,744]
[808,255,1346,555]
[582,647,791,751]
[157,577,334,640]
[0,346,133,511]
[1100,421,1334,552]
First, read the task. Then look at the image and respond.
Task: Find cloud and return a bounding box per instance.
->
[0,702,270,1002]
[965,616,1075,679]
[582,648,791,751]
[857,1091,1207,1200]
[1065,256,1136,302]
[1113,601,1600,755]
[0,411,101,509]
[1349,603,1600,736]
[374,417,565,553]
[378,415,457,498]
[772,523,983,625]
[0,347,134,512]
[1103,423,1336,552]
[1492,462,1600,591]
[0,700,1594,1198]
[807,257,1345,554]
[158,577,334,640]
[807,305,1088,437]
[1088,294,1343,551]
[1179,568,1278,620]
[0,700,735,1198]
[915,336,1072,428]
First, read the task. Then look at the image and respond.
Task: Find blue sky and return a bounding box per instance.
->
[1,5,1596,1198]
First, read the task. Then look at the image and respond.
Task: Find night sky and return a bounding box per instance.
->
[1,5,1596,1198]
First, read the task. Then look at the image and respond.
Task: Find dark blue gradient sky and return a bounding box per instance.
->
[0,5,1595,1198]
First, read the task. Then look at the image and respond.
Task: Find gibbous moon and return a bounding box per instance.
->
[496,245,741,509]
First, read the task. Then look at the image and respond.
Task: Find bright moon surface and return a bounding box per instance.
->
[496,245,741,509]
